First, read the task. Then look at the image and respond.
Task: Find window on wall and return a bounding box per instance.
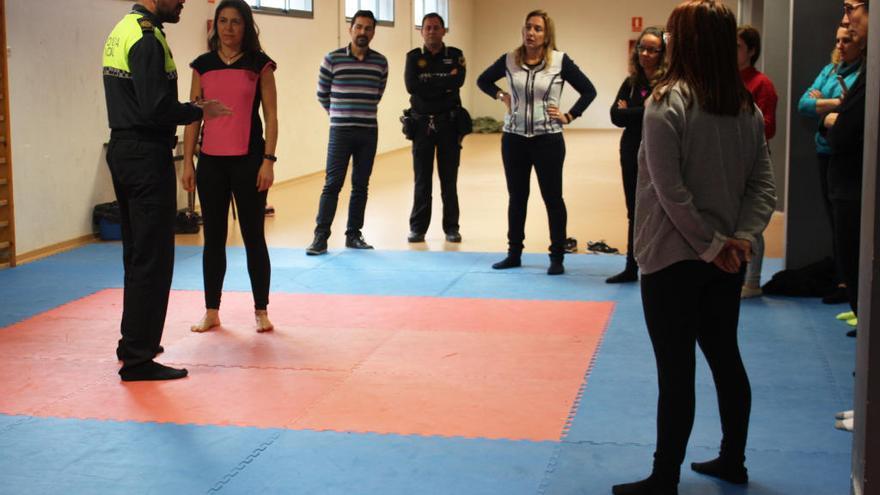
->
[414,0,449,28]
[245,0,314,18]
[345,0,395,26]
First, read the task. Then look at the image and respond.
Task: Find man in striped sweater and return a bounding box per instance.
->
[307,10,388,255]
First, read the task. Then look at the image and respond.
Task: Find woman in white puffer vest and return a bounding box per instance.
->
[477,9,596,275]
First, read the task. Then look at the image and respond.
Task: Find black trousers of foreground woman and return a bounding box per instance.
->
[640,260,751,482]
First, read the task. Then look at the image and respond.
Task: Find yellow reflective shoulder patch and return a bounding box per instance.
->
[138,17,154,32]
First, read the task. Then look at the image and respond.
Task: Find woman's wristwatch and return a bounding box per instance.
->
[263,154,278,162]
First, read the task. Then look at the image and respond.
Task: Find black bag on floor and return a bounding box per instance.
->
[762,257,836,297]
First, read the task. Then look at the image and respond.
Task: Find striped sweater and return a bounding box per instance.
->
[317,44,388,128]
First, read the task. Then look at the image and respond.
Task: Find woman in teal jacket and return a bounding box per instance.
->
[797,24,862,303]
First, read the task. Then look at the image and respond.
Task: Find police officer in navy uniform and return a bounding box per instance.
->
[103,0,229,381]
[404,13,466,243]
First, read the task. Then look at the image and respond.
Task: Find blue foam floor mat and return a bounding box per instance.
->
[0,244,856,494]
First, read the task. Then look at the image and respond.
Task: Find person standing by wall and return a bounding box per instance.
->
[405,13,466,244]
[612,1,776,493]
[307,10,388,255]
[477,10,596,275]
[797,24,863,306]
[737,25,778,299]
[102,0,230,381]
[607,26,667,284]
[182,0,278,334]
[823,0,870,336]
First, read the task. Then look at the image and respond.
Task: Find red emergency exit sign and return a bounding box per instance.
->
[632,17,643,33]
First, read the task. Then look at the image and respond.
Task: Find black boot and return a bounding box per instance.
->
[345,232,374,249]
[547,255,564,275]
[306,232,329,255]
[492,254,521,270]
[606,268,638,283]
[691,457,748,484]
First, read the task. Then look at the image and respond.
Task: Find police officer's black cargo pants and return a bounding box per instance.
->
[409,116,461,235]
[106,136,176,374]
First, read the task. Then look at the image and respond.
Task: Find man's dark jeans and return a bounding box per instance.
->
[314,126,378,237]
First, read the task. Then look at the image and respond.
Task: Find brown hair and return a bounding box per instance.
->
[209,0,262,54]
[654,0,752,116]
[737,25,762,67]
[513,10,557,66]
[629,26,668,88]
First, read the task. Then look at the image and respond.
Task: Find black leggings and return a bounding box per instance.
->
[196,152,270,310]
[620,145,639,271]
[500,132,567,260]
[640,260,750,480]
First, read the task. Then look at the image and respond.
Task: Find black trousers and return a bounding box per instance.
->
[640,260,751,481]
[409,117,461,234]
[831,198,861,313]
[196,152,270,310]
[620,145,639,271]
[315,126,378,237]
[107,137,176,372]
[818,153,844,284]
[500,132,567,260]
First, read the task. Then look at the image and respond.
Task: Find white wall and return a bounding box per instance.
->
[468,0,738,128]
[5,0,475,255]
[6,0,212,254]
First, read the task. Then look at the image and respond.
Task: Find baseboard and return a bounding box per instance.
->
[15,234,98,265]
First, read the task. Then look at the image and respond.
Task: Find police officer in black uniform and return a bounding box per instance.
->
[405,13,466,243]
[102,0,229,381]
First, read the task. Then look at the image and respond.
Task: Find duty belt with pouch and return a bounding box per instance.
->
[400,107,473,139]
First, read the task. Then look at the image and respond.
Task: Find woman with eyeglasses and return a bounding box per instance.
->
[797,24,863,306]
[182,0,278,334]
[736,25,778,299]
[607,26,667,284]
[612,1,776,493]
[476,10,596,275]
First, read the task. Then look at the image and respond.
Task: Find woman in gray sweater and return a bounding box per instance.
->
[612,1,776,494]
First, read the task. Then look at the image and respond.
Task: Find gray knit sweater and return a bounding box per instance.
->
[634,84,777,275]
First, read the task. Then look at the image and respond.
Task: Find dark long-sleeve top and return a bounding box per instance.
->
[610,77,652,153]
[404,45,466,114]
[477,51,596,137]
[827,70,866,201]
[103,4,202,137]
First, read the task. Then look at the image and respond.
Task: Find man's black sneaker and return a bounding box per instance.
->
[306,233,328,255]
[345,234,374,249]
[407,231,425,243]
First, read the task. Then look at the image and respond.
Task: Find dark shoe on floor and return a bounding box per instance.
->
[847,329,857,337]
[345,233,374,249]
[691,457,748,484]
[120,361,188,382]
[492,256,521,270]
[822,286,848,304]
[547,260,564,275]
[445,231,462,243]
[587,240,620,254]
[606,269,638,283]
[407,231,425,243]
[612,476,679,495]
[563,237,578,253]
[306,233,328,255]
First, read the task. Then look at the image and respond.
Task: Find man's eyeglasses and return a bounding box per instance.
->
[844,2,865,15]
[637,45,663,55]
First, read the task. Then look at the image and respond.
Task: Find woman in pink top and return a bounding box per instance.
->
[182,0,278,333]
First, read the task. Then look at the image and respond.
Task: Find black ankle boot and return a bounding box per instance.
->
[306,233,329,255]
[492,255,521,270]
[547,259,564,275]
[691,457,748,484]
[606,267,638,283]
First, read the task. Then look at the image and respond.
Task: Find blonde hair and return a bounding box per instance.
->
[513,10,557,66]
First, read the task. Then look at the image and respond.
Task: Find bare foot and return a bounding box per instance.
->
[191,309,221,333]
[255,310,274,333]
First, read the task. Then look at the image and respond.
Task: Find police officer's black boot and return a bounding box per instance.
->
[306,232,329,256]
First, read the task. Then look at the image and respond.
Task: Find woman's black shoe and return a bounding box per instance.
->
[612,476,678,495]
[547,260,564,275]
[492,256,521,269]
[690,457,748,484]
[606,269,638,283]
